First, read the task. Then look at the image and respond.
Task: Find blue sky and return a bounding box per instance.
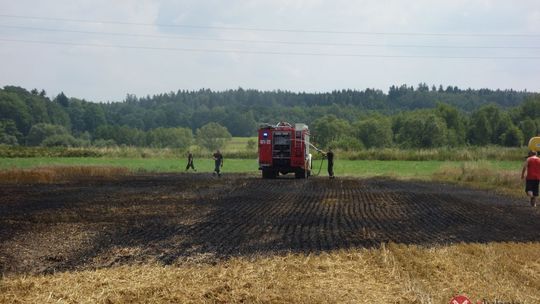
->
[0,0,539,102]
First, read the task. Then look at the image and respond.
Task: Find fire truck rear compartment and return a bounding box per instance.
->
[272,131,292,173]
[258,122,311,179]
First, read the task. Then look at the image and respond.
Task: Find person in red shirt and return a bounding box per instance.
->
[521,150,540,207]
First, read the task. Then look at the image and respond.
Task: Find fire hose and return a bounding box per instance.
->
[290,138,326,177]
[309,143,326,177]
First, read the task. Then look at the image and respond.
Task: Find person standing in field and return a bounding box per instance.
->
[521,150,540,207]
[324,148,335,179]
[213,150,224,177]
[185,151,196,172]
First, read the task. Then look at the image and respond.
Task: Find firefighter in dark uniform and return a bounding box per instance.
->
[213,150,223,177]
[325,148,335,179]
[185,151,196,172]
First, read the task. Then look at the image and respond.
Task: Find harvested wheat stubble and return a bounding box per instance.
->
[1,243,539,303]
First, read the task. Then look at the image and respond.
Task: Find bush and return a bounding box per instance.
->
[93,139,117,147]
[26,123,71,146]
[327,136,364,151]
[0,134,18,146]
[311,115,351,147]
[41,134,80,147]
[196,122,232,151]
[146,127,193,148]
[354,118,392,148]
[499,126,524,147]
[246,139,256,150]
[393,113,448,148]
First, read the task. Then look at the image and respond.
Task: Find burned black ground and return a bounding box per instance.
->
[1,173,538,275]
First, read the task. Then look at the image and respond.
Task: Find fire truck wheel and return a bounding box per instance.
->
[262,169,276,179]
[295,169,307,179]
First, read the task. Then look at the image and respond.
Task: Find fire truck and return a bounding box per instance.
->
[258,122,312,178]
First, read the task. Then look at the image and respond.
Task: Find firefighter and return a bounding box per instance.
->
[522,150,540,207]
[213,149,224,177]
[185,151,196,172]
[324,148,335,179]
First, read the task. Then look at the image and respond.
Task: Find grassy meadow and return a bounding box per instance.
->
[0,157,523,182]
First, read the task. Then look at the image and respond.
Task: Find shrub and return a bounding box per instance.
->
[146,127,193,148]
[196,122,232,151]
[327,136,364,151]
[26,123,71,146]
[0,134,18,146]
[93,139,117,148]
[41,134,79,147]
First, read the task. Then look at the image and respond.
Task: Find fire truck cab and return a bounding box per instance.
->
[258,122,312,178]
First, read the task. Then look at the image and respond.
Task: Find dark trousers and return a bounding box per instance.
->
[186,161,195,171]
[214,161,221,175]
[328,162,334,177]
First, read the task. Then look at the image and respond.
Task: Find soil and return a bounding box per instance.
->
[1,173,539,275]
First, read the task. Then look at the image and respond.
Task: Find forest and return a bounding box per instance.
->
[1,84,539,150]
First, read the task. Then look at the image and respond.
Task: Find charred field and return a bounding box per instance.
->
[1,173,539,276]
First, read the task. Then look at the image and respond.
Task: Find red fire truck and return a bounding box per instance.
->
[258,122,312,178]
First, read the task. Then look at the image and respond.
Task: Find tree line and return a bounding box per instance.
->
[0,85,539,150]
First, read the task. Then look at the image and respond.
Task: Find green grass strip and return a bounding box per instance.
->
[0,158,522,179]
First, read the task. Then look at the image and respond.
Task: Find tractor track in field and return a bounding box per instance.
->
[1,173,539,275]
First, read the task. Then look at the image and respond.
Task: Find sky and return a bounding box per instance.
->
[0,0,539,102]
